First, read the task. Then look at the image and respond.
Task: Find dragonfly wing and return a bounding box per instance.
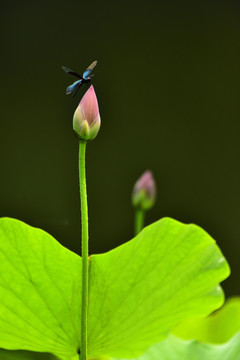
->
[62,65,82,79]
[83,60,97,79]
[66,79,82,95]
[72,82,83,97]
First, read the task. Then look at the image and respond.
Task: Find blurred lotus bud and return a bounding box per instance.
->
[73,85,101,141]
[132,170,156,210]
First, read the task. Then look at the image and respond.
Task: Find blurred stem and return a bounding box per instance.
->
[79,140,89,360]
[135,209,145,235]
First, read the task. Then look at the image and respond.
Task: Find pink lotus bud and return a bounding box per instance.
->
[132,170,156,210]
[73,85,101,141]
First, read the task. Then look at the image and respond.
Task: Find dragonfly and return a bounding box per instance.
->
[62,60,97,97]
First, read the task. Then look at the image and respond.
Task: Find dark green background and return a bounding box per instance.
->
[0,0,239,298]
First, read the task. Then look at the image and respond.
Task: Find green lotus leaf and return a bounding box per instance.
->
[0,218,81,360]
[87,217,230,357]
[0,217,230,359]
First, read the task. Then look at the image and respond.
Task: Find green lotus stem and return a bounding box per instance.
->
[135,209,145,235]
[79,140,89,360]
